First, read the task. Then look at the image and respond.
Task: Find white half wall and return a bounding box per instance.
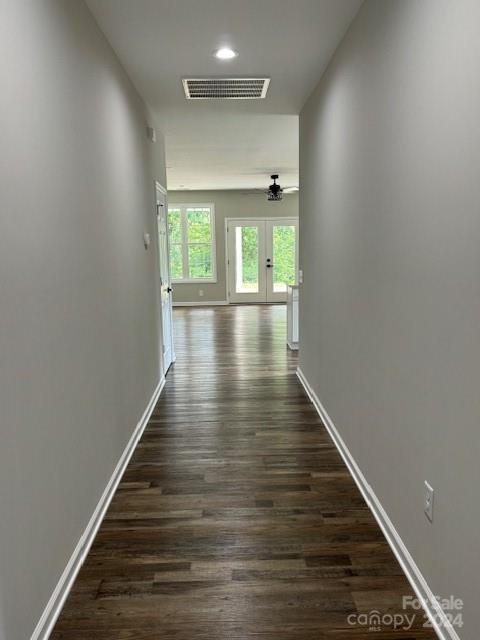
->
[0,2,166,638]
[299,1,478,638]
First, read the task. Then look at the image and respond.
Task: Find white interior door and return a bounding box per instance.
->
[265,219,299,303]
[156,183,175,373]
[227,218,298,304]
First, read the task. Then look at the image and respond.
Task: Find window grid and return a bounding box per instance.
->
[168,204,216,283]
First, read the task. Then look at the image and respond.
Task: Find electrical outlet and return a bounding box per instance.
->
[199,289,204,297]
[424,481,434,522]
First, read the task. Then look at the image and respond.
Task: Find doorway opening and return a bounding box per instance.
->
[226,218,298,303]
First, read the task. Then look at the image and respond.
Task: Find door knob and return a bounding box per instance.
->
[266,264,273,268]
[167,286,173,293]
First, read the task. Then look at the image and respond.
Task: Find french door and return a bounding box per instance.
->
[226,218,298,303]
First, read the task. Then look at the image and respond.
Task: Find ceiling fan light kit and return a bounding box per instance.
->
[267,174,283,201]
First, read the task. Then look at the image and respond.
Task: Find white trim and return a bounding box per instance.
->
[225,218,230,303]
[295,367,460,640]
[225,215,300,219]
[173,300,228,307]
[30,377,166,640]
[172,278,217,284]
[154,180,167,195]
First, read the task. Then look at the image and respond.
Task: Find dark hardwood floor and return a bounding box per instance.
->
[52,305,435,639]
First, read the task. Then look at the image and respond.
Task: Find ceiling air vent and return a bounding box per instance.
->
[182,78,270,100]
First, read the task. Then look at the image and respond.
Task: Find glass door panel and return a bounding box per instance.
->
[227,220,266,303]
[266,219,298,302]
[272,225,296,293]
[235,226,259,293]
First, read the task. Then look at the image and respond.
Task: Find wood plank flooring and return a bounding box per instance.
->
[52,305,436,639]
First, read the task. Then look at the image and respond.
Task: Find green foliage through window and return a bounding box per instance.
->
[188,244,212,279]
[187,209,211,243]
[167,206,215,280]
[273,225,296,291]
[240,227,258,284]
[169,244,183,280]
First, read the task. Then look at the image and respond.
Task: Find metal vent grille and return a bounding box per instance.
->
[183,78,270,100]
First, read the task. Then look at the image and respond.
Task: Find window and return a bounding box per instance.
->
[167,204,216,282]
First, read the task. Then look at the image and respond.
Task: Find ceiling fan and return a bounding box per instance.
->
[240,174,299,199]
[267,174,283,201]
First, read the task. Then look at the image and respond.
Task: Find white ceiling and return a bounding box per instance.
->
[86,0,363,190]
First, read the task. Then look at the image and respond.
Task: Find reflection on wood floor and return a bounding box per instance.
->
[52,305,435,639]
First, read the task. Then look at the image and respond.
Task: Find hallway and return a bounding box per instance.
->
[52,306,434,639]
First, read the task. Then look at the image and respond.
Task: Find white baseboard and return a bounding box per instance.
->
[31,376,165,640]
[296,367,460,640]
[173,300,228,307]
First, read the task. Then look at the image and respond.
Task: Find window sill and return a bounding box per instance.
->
[172,279,217,284]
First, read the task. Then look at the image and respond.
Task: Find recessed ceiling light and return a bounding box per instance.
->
[214,47,238,60]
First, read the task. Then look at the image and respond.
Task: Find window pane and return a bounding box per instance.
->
[235,226,259,293]
[188,244,212,279]
[187,208,211,243]
[170,244,183,280]
[272,225,296,292]
[168,209,182,243]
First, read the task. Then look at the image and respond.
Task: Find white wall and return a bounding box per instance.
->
[299,1,479,637]
[0,2,166,638]
[168,190,298,303]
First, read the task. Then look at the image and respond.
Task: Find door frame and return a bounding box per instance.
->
[155,181,175,375]
[225,216,299,304]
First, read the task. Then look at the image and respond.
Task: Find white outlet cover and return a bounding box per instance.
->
[424,481,434,522]
[143,233,150,249]
[199,290,204,297]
